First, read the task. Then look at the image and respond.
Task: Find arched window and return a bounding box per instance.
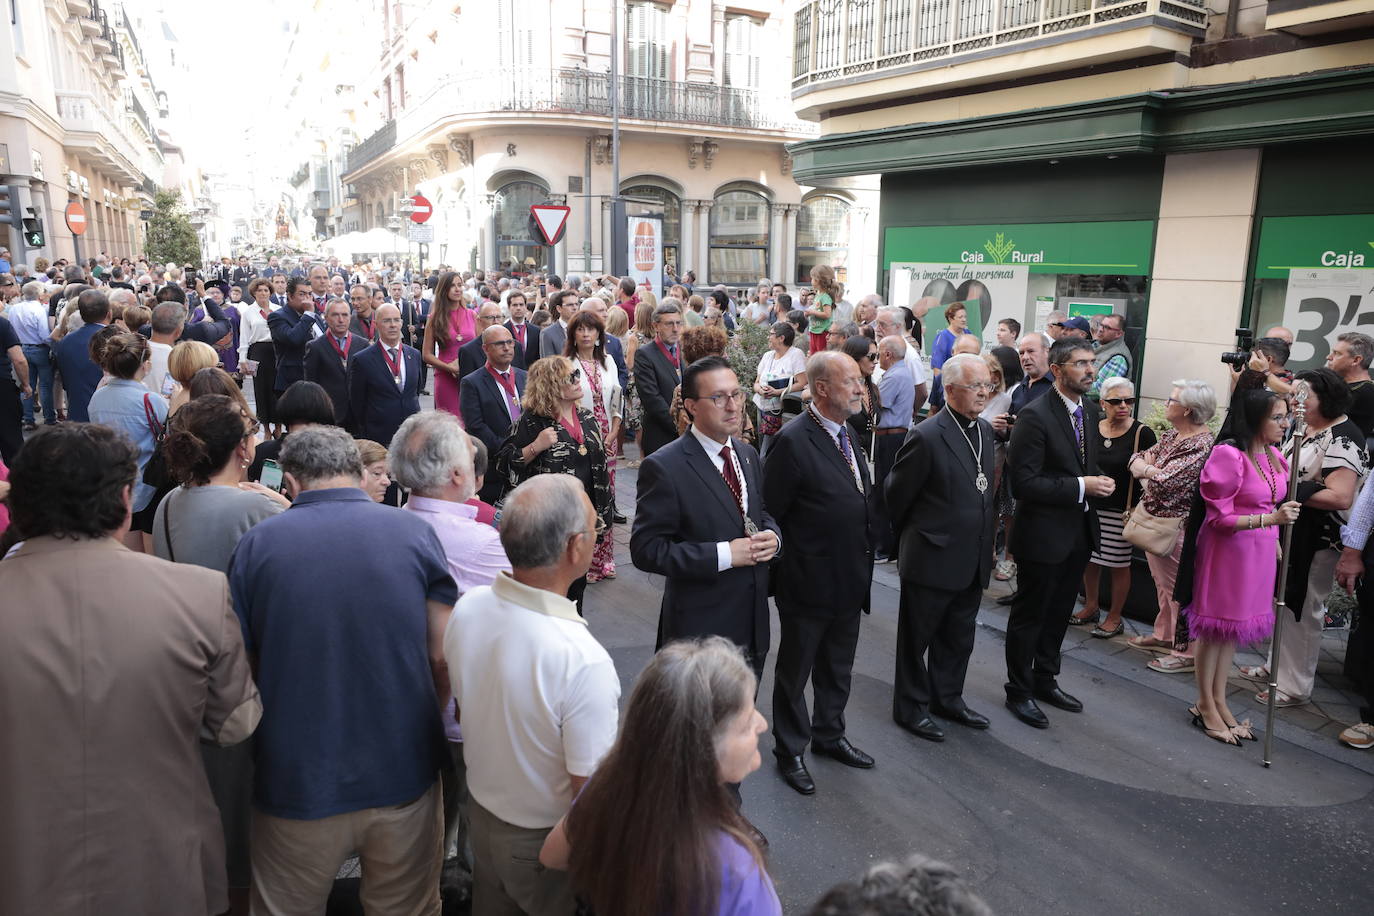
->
[493,179,550,275]
[795,195,851,285]
[623,184,680,273]
[709,189,769,285]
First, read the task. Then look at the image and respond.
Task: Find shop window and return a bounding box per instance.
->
[493,179,551,276]
[623,183,680,273]
[796,195,851,286]
[709,189,769,285]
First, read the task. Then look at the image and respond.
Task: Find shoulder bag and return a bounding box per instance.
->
[141,393,174,491]
[1121,424,1183,557]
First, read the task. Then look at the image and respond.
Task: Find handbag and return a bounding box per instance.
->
[141,394,174,491]
[1121,426,1182,556]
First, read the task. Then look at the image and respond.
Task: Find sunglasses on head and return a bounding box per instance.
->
[1102,397,1136,406]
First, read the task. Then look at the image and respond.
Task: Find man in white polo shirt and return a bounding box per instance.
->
[443,474,619,915]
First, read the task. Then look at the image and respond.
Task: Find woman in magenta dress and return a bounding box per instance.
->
[422,271,478,418]
[1182,389,1301,746]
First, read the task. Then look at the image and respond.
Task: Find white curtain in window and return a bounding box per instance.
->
[724,16,761,90]
[627,1,669,80]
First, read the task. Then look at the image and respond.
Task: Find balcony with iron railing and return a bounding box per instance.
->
[792,0,1208,107]
[345,68,816,176]
[56,89,153,182]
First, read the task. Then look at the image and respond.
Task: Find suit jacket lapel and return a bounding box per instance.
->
[805,416,865,495]
[937,411,983,491]
[682,432,745,523]
[1046,391,1086,470]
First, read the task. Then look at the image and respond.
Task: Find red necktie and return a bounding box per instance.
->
[513,323,525,347]
[719,445,744,516]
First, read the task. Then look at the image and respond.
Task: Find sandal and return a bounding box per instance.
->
[1230,720,1258,742]
[1237,664,1270,683]
[1255,689,1308,708]
[1190,707,1240,747]
[1090,620,1125,639]
[1127,636,1172,654]
[1148,655,1195,674]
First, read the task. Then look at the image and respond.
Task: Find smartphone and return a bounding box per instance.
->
[260,459,284,492]
[539,284,546,296]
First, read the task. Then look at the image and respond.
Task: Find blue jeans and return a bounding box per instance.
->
[21,343,56,424]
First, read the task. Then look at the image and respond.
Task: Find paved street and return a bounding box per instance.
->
[573,462,1374,916]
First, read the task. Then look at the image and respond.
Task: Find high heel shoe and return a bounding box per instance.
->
[1190,707,1241,746]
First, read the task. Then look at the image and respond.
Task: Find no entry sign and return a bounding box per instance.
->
[409,192,432,224]
[65,200,88,236]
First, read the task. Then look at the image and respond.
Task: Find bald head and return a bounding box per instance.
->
[375,302,403,346]
[951,335,981,356]
[477,302,503,331]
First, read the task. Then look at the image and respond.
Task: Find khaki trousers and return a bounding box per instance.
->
[250,782,443,916]
[467,799,575,916]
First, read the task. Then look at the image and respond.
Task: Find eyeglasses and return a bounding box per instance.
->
[949,383,997,394]
[1102,397,1136,406]
[564,368,582,384]
[694,390,747,408]
[1062,359,1094,370]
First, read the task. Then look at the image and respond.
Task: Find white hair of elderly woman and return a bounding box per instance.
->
[1099,376,1135,399]
[1169,378,1217,425]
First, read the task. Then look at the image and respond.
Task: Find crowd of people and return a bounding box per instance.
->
[1,246,1372,916]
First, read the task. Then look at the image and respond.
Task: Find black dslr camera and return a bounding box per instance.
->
[1220,327,1254,368]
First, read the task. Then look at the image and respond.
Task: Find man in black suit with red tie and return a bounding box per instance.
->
[763,351,878,795]
[633,302,685,458]
[348,304,421,447]
[504,291,539,370]
[1004,338,1115,728]
[304,299,367,430]
[630,356,780,680]
[459,325,526,504]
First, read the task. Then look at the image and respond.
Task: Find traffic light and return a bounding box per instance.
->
[22,218,44,248]
[0,185,17,230]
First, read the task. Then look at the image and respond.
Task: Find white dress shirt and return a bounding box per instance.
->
[690,425,753,573]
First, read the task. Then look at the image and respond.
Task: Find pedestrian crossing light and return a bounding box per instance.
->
[0,185,17,230]
[22,218,44,248]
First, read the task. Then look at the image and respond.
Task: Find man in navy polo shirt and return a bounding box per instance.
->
[227,426,458,914]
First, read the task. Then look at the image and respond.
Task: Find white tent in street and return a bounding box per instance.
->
[323,228,410,259]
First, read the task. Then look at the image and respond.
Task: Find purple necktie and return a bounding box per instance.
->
[1072,404,1085,462]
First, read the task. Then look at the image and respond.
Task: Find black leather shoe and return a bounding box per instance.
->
[1034,686,1084,713]
[1006,697,1050,729]
[612,510,628,524]
[995,590,1019,606]
[895,716,946,742]
[812,737,875,768]
[776,755,816,794]
[932,705,991,730]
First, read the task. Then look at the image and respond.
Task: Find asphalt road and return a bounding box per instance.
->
[582,469,1374,916]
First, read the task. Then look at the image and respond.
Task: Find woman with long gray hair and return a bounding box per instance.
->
[540,637,780,916]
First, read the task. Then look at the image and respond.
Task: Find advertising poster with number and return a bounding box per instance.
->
[888,262,1030,350]
[627,215,663,294]
[1283,269,1374,369]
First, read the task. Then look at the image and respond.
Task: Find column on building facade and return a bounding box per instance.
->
[781,204,801,290]
[850,206,870,298]
[694,199,713,284]
[768,203,785,284]
[483,193,498,270]
[1141,148,1262,405]
[679,200,697,279]
[601,197,613,276]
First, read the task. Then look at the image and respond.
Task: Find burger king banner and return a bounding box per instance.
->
[627,215,663,294]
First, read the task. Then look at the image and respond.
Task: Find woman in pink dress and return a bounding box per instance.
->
[1182,389,1301,746]
[422,271,478,418]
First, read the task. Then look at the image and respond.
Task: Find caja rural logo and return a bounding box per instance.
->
[961,233,1044,265]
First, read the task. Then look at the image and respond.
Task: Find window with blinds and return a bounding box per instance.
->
[723,16,762,90]
[626,1,670,80]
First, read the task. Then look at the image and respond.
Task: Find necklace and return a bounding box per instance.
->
[945,406,988,493]
[1102,420,1130,449]
[1250,447,1279,509]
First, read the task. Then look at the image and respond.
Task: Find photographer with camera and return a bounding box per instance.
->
[1226,326,1295,396]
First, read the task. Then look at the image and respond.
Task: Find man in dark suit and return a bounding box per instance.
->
[504,291,539,370]
[304,299,366,430]
[886,354,998,743]
[457,303,505,378]
[630,356,780,680]
[763,351,877,795]
[538,290,580,359]
[459,325,526,503]
[1004,337,1115,728]
[268,277,323,392]
[230,255,255,292]
[348,303,421,446]
[52,290,110,423]
[633,301,685,458]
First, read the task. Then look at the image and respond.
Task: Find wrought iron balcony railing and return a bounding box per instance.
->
[792,0,1208,90]
[345,68,815,175]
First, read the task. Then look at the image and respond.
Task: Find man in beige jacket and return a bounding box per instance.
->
[0,424,261,916]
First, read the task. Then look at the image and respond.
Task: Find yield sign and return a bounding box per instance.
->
[529,204,570,245]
